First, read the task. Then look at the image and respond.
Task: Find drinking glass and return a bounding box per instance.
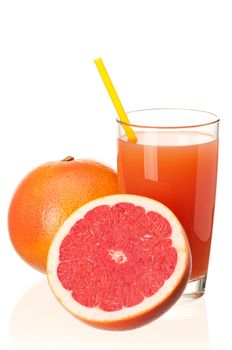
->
[117,108,219,297]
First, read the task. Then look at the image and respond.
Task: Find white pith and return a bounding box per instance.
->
[108,249,127,264]
[47,194,189,322]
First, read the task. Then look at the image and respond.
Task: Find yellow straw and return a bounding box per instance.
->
[94,58,137,143]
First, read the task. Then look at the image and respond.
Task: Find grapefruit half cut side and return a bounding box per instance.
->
[47,194,191,330]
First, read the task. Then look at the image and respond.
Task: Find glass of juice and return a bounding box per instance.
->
[117,108,219,297]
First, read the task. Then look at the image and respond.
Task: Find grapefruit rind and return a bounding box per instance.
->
[47,194,191,329]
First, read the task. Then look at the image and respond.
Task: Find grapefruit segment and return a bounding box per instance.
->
[47,194,191,330]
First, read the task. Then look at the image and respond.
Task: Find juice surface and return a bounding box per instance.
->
[117,131,218,280]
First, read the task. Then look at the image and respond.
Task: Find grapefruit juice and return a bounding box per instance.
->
[117,131,218,281]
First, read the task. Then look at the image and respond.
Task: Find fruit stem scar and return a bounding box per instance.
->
[108,249,127,264]
[62,156,74,162]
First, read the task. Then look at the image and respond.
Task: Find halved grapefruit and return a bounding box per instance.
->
[47,194,191,330]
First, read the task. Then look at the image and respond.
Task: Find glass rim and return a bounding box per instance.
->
[116,108,220,129]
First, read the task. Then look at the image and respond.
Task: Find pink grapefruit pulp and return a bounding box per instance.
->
[47,194,191,330]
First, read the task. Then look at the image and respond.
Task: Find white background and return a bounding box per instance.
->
[0,1,231,349]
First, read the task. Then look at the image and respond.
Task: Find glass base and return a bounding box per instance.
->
[183,275,207,299]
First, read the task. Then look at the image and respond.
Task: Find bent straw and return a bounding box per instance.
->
[94,58,137,143]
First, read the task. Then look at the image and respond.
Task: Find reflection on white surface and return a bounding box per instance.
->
[9,280,210,350]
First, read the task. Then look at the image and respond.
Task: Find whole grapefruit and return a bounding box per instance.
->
[47,194,191,330]
[8,156,119,272]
